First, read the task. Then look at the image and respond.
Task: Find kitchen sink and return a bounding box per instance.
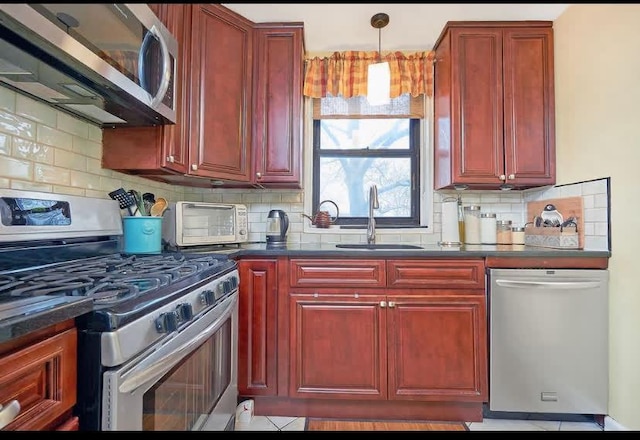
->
[335,244,423,250]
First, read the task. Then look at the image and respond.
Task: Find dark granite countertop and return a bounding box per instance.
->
[195,242,611,259]
[0,296,94,345]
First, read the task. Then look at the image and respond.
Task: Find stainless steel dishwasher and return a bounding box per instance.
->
[488,268,608,415]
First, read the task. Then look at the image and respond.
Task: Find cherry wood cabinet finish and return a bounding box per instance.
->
[434,21,555,190]
[103,4,254,186]
[289,259,386,288]
[250,24,304,188]
[387,259,485,289]
[237,259,279,396]
[0,321,78,431]
[55,415,79,431]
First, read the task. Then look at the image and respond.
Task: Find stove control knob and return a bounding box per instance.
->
[215,282,225,300]
[200,289,215,306]
[155,311,179,333]
[177,303,193,322]
[229,276,239,290]
[223,280,232,294]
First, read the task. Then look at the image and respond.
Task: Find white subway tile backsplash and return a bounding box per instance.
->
[13,138,54,164]
[57,112,90,138]
[0,132,10,155]
[15,95,57,126]
[34,163,70,185]
[37,125,73,150]
[11,180,52,192]
[0,87,16,113]
[0,157,32,180]
[0,110,36,139]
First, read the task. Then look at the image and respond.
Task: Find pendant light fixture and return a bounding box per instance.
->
[367,12,390,106]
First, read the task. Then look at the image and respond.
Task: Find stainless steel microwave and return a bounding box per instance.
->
[162,202,249,247]
[0,4,177,127]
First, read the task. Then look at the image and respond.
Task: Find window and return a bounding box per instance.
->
[311,94,424,228]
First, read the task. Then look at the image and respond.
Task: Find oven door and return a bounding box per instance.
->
[101,294,238,431]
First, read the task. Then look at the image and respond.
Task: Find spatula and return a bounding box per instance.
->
[108,188,136,216]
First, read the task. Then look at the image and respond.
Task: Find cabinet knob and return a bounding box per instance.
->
[508,174,515,180]
[256,172,262,179]
[166,155,174,163]
[499,174,506,181]
[379,301,387,308]
[191,164,198,171]
[388,301,396,308]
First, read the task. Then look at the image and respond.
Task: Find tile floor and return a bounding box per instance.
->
[235,415,604,431]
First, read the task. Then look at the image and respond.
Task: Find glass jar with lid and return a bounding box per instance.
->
[496,220,513,244]
[480,212,497,244]
[463,205,482,244]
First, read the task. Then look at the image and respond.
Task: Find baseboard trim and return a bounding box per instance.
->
[604,416,628,431]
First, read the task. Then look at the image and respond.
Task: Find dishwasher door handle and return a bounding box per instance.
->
[495,279,602,290]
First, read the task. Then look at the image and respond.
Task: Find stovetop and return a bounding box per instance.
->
[1,251,237,332]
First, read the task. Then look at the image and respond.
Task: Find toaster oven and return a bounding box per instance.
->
[162,202,249,247]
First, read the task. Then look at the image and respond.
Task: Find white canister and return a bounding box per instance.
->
[480,213,497,244]
[463,205,482,244]
[440,198,461,245]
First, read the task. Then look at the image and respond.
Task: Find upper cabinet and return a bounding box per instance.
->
[433,21,555,190]
[251,24,304,188]
[102,5,304,189]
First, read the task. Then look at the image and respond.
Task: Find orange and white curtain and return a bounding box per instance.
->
[303,50,435,99]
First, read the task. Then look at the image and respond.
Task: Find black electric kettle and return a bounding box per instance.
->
[266,209,289,246]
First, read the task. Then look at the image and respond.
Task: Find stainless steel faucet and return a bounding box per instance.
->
[366,184,379,244]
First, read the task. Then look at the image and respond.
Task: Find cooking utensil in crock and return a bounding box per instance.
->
[128,190,146,216]
[150,197,168,217]
[108,188,136,216]
[302,200,339,228]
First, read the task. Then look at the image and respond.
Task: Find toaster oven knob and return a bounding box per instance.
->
[155,311,179,333]
[176,303,193,322]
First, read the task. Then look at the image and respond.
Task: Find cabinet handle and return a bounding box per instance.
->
[166,155,174,163]
[0,400,21,429]
[191,164,198,171]
[379,301,387,308]
[499,174,506,181]
[508,174,515,180]
[388,301,396,308]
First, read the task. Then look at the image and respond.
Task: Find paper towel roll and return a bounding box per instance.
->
[441,199,461,245]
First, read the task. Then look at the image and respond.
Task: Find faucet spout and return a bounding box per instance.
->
[367,184,379,244]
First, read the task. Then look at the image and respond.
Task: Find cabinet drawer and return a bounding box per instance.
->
[387,260,485,289]
[290,259,386,287]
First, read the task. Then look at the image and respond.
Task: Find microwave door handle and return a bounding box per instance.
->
[186,203,233,209]
[117,297,236,394]
[138,25,171,108]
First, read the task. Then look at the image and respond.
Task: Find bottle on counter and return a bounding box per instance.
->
[457,195,465,244]
[463,205,482,244]
[480,212,497,244]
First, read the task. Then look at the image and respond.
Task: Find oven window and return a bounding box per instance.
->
[141,318,232,431]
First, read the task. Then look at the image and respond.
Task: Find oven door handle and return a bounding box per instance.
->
[118,297,235,394]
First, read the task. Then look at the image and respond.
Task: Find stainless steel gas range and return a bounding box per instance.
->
[0,190,239,431]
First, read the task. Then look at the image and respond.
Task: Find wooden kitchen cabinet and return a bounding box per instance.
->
[250,24,304,188]
[103,4,254,186]
[237,259,279,396]
[433,21,555,190]
[286,258,487,404]
[0,320,78,431]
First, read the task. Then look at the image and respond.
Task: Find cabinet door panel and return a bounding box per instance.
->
[288,293,387,399]
[0,328,77,431]
[238,260,278,396]
[189,4,252,181]
[252,26,303,186]
[451,28,504,185]
[388,295,487,401]
[503,27,555,185]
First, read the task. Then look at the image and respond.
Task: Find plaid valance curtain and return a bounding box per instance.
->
[303,50,435,99]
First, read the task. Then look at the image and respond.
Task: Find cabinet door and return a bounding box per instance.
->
[0,328,77,431]
[189,4,253,181]
[437,27,504,188]
[387,294,487,401]
[502,27,555,186]
[237,260,278,396]
[251,25,304,187]
[288,291,387,400]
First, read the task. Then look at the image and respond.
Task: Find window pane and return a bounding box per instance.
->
[319,157,411,217]
[320,119,409,150]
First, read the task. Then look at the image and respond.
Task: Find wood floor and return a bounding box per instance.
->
[306,419,468,431]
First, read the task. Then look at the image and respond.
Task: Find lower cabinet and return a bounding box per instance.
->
[288,289,486,401]
[0,320,78,431]
[236,257,487,420]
